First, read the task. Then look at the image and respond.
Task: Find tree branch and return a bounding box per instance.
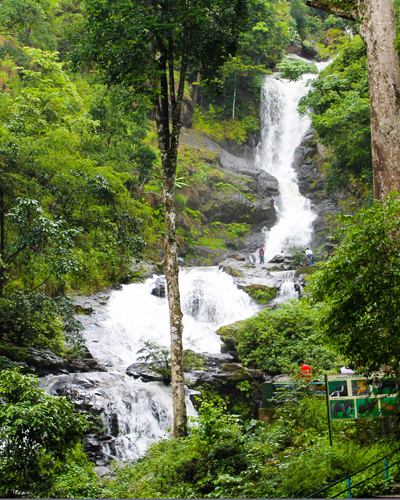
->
[304,0,357,22]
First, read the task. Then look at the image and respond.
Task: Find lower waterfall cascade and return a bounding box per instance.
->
[41,59,325,465]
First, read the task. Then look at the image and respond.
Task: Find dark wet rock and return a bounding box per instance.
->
[126,362,163,382]
[325,235,337,255]
[292,129,341,249]
[268,253,285,263]
[75,304,94,315]
[151,277,166,298]
[184,362,264,388]
[83,434,116,466]
[22,348,107,376]
[186,388,202,410]
[202,353,235,367]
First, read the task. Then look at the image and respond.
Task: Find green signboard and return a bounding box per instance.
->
[326,374,398,420]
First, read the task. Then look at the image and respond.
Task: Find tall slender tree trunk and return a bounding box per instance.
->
[153,28,189,438]
[0,187,5,296]
[192,71,201,108]
[305,0,400,198]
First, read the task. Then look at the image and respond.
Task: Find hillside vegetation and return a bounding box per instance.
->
[1,0,400,497]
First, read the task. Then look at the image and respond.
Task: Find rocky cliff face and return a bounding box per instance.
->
[292,129,341,250]
[179,127,340,259]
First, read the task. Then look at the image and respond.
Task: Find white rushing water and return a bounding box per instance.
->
[42,269,260,463]
[86,267,259,368]
[256,61,328,262]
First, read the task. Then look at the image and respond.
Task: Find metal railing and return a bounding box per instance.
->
[307,450,400,499]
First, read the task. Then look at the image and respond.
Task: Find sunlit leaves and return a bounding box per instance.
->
[0,369,89,497]
[310,194,400,372]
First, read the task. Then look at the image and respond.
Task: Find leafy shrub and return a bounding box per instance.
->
[0,292,84,356]
[276,57,318,81]
[137,340,204,385]
[0,369,90,497]
[228,299,337,375]
[244,284,277,304]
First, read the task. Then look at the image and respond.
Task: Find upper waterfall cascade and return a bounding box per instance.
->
[256,62,327,262]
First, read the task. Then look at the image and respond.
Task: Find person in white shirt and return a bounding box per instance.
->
[340,364,355,374]
[305,248,313,266]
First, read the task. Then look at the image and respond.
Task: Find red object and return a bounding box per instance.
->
[300,364,312,377]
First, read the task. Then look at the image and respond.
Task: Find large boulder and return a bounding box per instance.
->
[126,362,163,382]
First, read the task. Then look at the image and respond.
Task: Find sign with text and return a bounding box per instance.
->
[326,373,398,420]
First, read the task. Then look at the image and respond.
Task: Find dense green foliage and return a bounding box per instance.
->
[276,56,318,81]
[102,391,399,499]
[310,194,400,373]
[218,299,337,375]
[1,0,393,497]
[0,369,94,497]
[299,35,372,195]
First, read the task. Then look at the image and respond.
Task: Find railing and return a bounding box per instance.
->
[307,450,400,499]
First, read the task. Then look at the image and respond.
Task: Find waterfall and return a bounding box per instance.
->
[271,270,301,303]
[42,372,198,462]
[256,62,326,262]
[84,268,259,368]
[42,268,259,463]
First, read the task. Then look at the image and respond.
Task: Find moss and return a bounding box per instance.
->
[224,266,244,277]
[244,284,277,304]
[0,342,35,364]
[297,265,318,275]
[216,320,246,349]
[74,305,94,315]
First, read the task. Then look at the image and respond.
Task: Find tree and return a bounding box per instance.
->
[310,194,400,373]
[0,369,89,497]
[78,0,250,436]
[304,0,400,199]
[0,47,146,296]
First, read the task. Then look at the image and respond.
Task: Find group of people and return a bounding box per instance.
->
[258,245,313,266]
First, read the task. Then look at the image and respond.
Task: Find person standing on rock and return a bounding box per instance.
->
[305,248,313,266]
[259,245,265,264]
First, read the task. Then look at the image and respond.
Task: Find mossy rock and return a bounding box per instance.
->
[216,320,245,348]
[224,266,244,277]
[244,284,277,304]
[297,265,318,275]
[0,342,35,364]
[221,362,246,374]
[74,305,94,315]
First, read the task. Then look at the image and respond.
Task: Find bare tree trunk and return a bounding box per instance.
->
[305,0,400,198]
[0,187,5,296]
[153,29,189,438]
[192,71,201,108]
[359,0,400,198]
[232,72,237,118]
